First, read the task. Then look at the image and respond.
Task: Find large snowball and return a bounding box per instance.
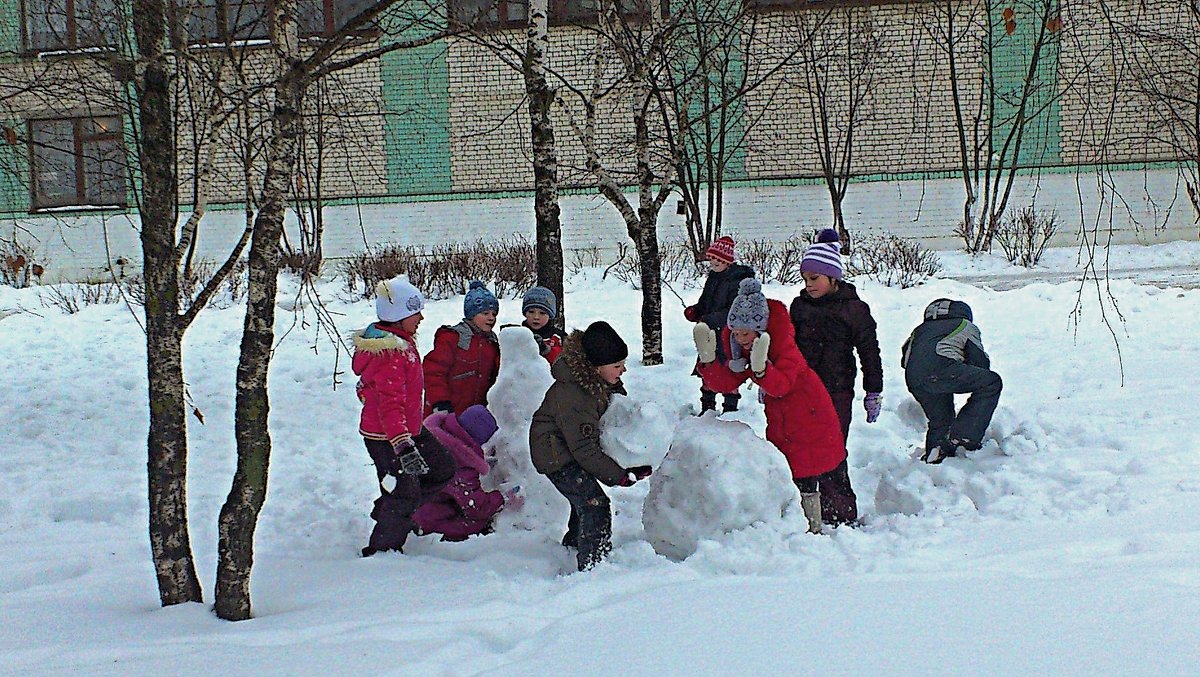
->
[643,415,798,561]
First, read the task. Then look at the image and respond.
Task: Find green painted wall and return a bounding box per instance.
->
[989,1,1062,167]
[380,10,452,196]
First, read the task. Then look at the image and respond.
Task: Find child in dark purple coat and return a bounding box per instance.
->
[788,229,883,526]
[412,405,508,541]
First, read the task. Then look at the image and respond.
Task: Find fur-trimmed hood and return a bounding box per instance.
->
[553,330,625,402]
[351,323,416,357]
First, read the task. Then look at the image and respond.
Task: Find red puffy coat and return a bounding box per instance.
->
[352,323,425,446]
[423,321,501,417]
[698,299,846,479]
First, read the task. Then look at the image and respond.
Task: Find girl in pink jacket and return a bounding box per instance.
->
[353,276,455,557]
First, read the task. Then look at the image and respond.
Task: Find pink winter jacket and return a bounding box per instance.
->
[352,323,424,446]
[412,411,504,539]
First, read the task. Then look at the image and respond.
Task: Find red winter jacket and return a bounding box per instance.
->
[352,323,425,446]
[698,299,846,479]
[423,320,501,417]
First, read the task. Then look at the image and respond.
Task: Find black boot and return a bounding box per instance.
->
[699,389,717,414]
[722,393,740,413]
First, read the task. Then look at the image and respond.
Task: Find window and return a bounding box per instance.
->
[176,0,378,44]
[297,0,381,36]
[22,0,121,52]
[28,116,127,210]
[449,0,661,30]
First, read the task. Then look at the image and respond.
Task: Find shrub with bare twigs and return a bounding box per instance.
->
[846,234,941,288]
[996,206,1058,268]
[340,237,537,300]
[40,281,124,314]
[1,236,46,288]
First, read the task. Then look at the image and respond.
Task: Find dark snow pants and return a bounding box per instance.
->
[908,362,1003,453]
[794,459,858,527]
[364,428,455,553]
[546,462,612,572]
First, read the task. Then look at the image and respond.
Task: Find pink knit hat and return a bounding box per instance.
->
[706,236,735,264]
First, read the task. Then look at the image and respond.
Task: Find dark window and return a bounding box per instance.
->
[179,0,270,43]
[297,0,381,36]
[22,0,121,52]
[28,116,127,210]
[449,0,660,30]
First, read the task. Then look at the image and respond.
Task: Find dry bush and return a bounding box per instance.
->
[107,259,248,310]
[846,234,941,288]
[341,236,536,300]
[1,237,46,288]
[40,281,124,314]
[568,245,603,274]
[736,238,807,285]
[604,241,701,289]
[996,206,1058,268]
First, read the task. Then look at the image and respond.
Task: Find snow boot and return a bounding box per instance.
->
[699,389,717,414]
[722,393,740,413]
[800,492,823,534]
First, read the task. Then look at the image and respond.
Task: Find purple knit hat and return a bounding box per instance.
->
[458,405,498,445]
[800,229,844,279]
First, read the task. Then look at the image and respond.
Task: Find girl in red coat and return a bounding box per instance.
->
[424,280,502,417]
[695,277,848,533]
[353,275,455,556]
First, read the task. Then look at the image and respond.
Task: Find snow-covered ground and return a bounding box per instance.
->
[1,239,1199,675]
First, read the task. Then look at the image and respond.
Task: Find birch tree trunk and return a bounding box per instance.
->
[525,0,566,328]
[133,0,203,607]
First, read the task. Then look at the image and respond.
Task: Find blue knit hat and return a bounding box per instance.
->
[726,278,769,332]
[522,286,557,320]
[800,229,844,280]
[463,280,499,319]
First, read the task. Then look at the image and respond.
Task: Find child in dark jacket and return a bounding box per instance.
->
[521,286,566,364]
[684,236,755,413]
[353,276,456,557]
[788,229,881,525]
[695,278,847,534]
[424,280,501,417]
[412,404,508,541]
[529,321,651,571]
[902,298,1003,464]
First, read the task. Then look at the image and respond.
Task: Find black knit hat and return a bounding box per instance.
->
[581,321,628,366]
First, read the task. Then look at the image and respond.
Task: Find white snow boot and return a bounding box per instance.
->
[800,492,823,534]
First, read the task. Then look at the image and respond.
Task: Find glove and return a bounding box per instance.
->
[618,465,653,486]
[393,438,430,476]
[864,392,882,423]
[684,305,698,322]
[532,334,550,356]
[692,323,717,364]
[355,381,367,403]
[431,401,453,414]
[750,332,771,375]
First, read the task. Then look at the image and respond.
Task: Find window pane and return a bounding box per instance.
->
[451,0,500,27]
[81,135,126,205]
[333,0,379,31]
[76,0,121,48]
[30,120,79,208]
[296,0,327,35]
[179,0,221,42]
[226,0,269,40]
[26,0,69,51]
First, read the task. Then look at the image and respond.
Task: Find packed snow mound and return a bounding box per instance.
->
[600,391,671,468]
[643,415,798,561]
[485,326,558,530]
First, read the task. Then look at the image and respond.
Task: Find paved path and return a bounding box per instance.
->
[954,263,1200,291]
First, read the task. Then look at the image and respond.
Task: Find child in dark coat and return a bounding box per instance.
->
[424,280,501,417]
[353,276,456,557]
[684,236,755,413]
[902,298,1003,463]
[695,278,847,534]
[529,321,651,571]
[788,229,881,525]
[521,286,566,364]
[412,404,508,541]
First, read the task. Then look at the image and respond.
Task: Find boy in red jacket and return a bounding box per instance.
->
[424,280,501,416]
[353,276,455,556]
[695,278,848,533]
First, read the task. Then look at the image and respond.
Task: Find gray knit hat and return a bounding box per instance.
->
[521,286,557,320]
[727,278,769,332]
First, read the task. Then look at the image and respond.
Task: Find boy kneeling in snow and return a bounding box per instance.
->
[695,278,848,533]
[529,321,651,571]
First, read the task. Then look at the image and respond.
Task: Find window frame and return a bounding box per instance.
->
[27,115,128,212]
[448,0,667,32]
[172,0,380,47]
[20,0,121,54]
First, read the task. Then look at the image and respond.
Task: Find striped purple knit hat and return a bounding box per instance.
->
[800,229,843,279]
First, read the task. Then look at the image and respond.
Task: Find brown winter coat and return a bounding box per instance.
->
[529,331,627,486]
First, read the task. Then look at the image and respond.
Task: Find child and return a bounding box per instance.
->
[529,321,651,571]
[902,298,1003,464]
[683,235,754,413]
[412,404,507,541]
[521,286,566,363]
[695,278,846,534]
[424,280,501,417]
[353,276,456,557]
[787,228,881,525]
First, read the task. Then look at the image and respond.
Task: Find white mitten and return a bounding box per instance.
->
[750,332,771,375]
[692,323,717,364]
